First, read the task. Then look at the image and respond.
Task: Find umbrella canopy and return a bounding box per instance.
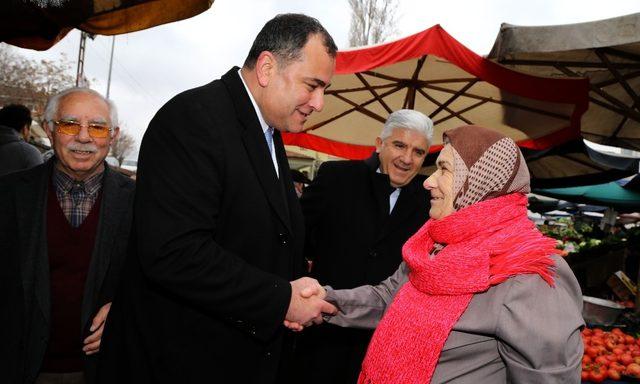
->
[282,25,590,161]
[1,0,213,50]
[534,181,640,212]
[489,13,640,152]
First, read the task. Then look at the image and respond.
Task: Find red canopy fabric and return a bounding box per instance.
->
[282,25,589,160]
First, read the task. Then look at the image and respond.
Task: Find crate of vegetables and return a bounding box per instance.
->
[582,327,640,382]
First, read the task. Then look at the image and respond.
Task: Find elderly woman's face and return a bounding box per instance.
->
[424,144,455,220]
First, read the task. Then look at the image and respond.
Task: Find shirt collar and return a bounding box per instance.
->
[53,164,105,195]
[238,68,270,135]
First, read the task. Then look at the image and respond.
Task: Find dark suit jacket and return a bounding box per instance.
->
[292,154,430,384]
[0,159,135,384]
[98,68,305,384]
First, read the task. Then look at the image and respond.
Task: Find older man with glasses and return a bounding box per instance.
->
[0,87,135,384]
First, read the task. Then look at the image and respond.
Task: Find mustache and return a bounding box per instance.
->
[67,143,98,153]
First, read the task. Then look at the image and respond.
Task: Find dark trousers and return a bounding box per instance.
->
[291,324,373,384]
[35,372,85,384]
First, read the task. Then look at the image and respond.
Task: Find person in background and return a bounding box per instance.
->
[291,169,311,198]
[292,109,433,384]
[0,88,135,384]
[0,103,43,176]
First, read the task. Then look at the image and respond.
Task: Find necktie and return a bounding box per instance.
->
[70,182,85,228]
[265,126,279,177]
[265,126,275,157]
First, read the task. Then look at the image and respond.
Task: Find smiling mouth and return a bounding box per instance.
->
[71,150,94,155]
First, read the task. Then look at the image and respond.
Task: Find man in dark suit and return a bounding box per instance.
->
[98,14,337,384]
[0,88,135,384]
[292,109,434,383]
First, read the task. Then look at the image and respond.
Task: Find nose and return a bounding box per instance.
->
[76,125,92,142]
[309,89,325,112]
[423,174,435,190]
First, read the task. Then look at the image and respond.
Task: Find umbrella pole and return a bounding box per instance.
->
[75,31,87,87]
[106,36,115,98]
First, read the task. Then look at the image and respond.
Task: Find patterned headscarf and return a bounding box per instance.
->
[443,125,530,211]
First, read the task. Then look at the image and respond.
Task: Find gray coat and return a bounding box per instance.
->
[326,255,584,384]
[0,125,43,177]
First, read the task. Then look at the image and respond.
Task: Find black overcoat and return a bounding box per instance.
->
[98,68,305,384]
[293,154,430,383]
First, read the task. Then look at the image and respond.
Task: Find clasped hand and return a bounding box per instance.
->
[284,277,335,332]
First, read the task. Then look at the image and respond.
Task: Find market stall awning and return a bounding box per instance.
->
[282,24,589,162]
[534,180,640,212]
[0,0,213,50]
[489,13,640,152]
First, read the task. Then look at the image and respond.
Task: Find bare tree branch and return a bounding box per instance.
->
[0,44,75,118]
[348,0,398,47]
[110,130,136,166]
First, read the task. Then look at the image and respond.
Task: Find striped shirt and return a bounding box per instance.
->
[53,167,104,228]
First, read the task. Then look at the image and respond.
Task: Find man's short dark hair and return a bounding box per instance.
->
[243,13,338,70]
[0,104,32,132]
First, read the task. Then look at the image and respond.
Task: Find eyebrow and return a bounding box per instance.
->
[306,77,331,89]
[58,115,108,124]
[437,159,453,168]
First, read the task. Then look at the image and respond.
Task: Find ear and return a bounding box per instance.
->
[255,51,277,88]
[111,126,121,143]
[44,121,55,144]
[375,137,383,153]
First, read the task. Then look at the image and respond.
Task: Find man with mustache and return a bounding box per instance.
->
[0,87,135,384]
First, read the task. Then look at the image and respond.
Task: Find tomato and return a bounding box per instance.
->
[606,339,618,351]
[613,347,625,356]
[626,363,640,377]
[620,353,634,365]
[583,355,592,364]
[583,328,593,337]
[610,362,625,371]
[608,368,622,380]
[606,354,619,364]
[626,335,636,344]
[581,370,590,380]
[591,337,605,347]
[586,346,600,358]
[589,366,608,383]
[595,355,609,366]
[612,328,624,336]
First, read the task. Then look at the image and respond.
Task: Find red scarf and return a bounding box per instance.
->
[358,193,559,384]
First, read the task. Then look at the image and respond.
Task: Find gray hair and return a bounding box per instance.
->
[43,87,119,136]
[380,109,434,142]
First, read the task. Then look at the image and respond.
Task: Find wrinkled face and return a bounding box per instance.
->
[45,92,119,180]
[376,128,430,188]
[261,34,335,133]
[424,144,456,220]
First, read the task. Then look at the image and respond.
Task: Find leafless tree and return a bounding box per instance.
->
[0,43,75,117]
[110,130,136,166]
[348,0,398,47]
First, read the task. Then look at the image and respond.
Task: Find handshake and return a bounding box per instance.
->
[284,277,336,332]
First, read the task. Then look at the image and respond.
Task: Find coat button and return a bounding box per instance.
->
[279,233,288,245]
[368,250,377,259]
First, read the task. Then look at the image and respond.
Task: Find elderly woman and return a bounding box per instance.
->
[296,126,584,384]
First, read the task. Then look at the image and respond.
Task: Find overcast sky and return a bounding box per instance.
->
[9,0,640,158]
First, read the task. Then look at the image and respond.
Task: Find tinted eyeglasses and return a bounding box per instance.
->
[53,120,112,138]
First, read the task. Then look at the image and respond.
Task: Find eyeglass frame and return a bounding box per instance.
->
[49,119,114,138]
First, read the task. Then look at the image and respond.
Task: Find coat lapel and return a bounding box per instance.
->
[80,166,124,330]
[222,68,293,233]
[16,161,53,328]
[380,180,422,240]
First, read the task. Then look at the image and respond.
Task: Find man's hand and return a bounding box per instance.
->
[284,277,336,332]
[83,302,111,355]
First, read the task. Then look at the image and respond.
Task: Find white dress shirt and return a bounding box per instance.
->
[238,68,279,177]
